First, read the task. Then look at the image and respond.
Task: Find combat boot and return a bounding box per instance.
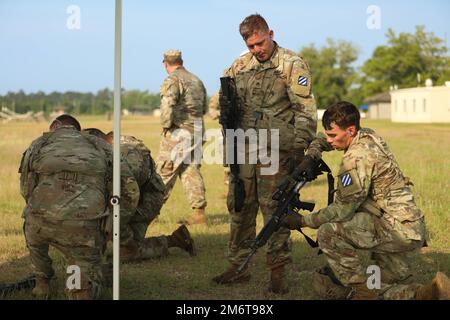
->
[168,224,196,256]
[212,264,251,284]
[313,266,351,300]
[349,283,380,300]
[67,289,91,300]
[31,276,51,300]
[268,265,289,294]
[186,208,207,225]
[415,272,450,300]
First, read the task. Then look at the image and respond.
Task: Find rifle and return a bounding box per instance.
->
[237,159,334,273]
[219,76,245,212]
[0,274,36,298]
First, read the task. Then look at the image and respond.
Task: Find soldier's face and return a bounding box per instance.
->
[324,123,355,151]
[245,31,275,62]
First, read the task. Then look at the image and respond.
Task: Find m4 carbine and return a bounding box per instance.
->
[219,76,246,212]
[237,159,334,273]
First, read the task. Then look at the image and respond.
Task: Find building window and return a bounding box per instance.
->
[403,100,407,113]
[423,99,427,112]
[413,99,416,113]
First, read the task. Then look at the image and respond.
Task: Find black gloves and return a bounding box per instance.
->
[281,212,305,230]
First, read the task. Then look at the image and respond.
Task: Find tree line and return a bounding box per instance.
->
[0,88,161,115]
[1,26,449,114]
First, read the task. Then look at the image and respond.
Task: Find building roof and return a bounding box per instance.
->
[363,92,391,104]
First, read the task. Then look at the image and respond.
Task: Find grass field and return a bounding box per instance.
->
[0,116,449,300]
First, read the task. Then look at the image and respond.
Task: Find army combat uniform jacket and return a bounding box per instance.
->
[225,42,317,153]
[304,128,425,239]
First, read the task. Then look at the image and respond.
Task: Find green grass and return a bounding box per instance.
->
[0,116,449,299]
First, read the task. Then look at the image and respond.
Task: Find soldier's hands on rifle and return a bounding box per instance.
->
[295,155,317,181]
[219,93,231,109]
[281,212,306,230]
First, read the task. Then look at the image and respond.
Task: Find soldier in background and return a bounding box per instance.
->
[285,101,450,300]
[83,129,195,261]
[212,14,318,294]
[19,115,139,300]
[156,49,208,225]
[207,91,220,121]
[207,90,230,198]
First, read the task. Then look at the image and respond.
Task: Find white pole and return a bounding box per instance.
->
[113,0,122,301]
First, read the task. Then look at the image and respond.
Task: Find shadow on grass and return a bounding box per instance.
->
[2,231,448,300]
[0,250,113,300]
[120,229,450,300]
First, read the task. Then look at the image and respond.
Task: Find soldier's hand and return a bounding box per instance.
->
[218,94,230,110]
[287,150,305,174]
[281,212,305,230]
[295,155,317,181]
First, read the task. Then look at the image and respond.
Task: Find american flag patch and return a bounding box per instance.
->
[298,76,308,86]
[341,173,353,187]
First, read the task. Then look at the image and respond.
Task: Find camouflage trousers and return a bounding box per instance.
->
[120,208,169,261]
[157,159,206,210]
[226,152,294,269]
[24,215,105,298]
[317,211,427,299]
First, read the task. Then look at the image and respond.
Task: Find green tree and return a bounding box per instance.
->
[299,39,360,108]
[360,25,450,98]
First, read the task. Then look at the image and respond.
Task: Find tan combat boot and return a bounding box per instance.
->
[168,224,196,256]
[313,267,351,300]
[67,289,91,300]
[212,264,251,284]
[186,208,207,225]
[349,283,380,300]
[268,265,289,294]
[31,276,51,300]
[415,272,450,300]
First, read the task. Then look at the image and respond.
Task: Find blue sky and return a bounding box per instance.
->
[0,0,449,95]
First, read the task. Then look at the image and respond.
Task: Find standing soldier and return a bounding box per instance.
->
[84,129,195,261]
[19,115,139,300]
[208,90,230,198]
[284,101,450,300]
[157,49,208,225]
[207,91,220,121]
[212,14,317,294]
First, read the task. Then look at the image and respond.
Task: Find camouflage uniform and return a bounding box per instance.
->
[303,128,427,299]
[208,90,230,188]
[119,135,168,260]
[157,65,208,210]
[19,125,139,298]
[208,91,220,120]
[224,43,317,269]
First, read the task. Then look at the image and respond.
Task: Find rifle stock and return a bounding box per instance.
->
[237,159,334,273]
[219,76,245,212]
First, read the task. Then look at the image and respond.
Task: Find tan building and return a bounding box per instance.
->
[390,83,450,123]
[364,92,391,119]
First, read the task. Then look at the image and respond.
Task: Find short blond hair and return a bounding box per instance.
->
[239,14,270,40]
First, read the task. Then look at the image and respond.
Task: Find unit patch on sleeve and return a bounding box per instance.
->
[298,76,308,86]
